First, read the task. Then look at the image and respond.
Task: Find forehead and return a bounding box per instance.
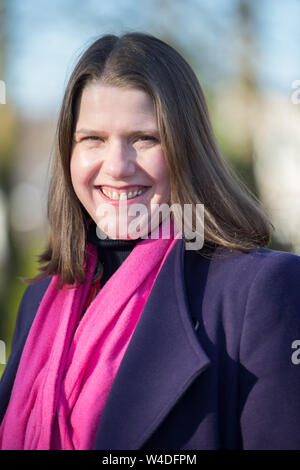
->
[76,82,157,129]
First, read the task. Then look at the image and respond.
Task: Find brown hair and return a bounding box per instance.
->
[25,31,273,287]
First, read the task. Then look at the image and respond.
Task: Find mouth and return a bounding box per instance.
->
[95,185,151,203]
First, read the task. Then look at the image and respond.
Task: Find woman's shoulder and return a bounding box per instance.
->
[14,276,52,341]
[215,246,300,292]
[20,276,52,313]
[22,275,52,300]
[187,244,300,366]
[187,244,300,285]
[212,244,300,268]
[184,245,300,328]
[214,246,300,344]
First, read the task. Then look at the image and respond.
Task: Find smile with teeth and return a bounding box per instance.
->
[100,186,148,200]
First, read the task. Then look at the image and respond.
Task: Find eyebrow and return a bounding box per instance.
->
[74,128,160,137]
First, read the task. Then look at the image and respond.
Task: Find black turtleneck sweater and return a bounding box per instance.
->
[87,221,141,287]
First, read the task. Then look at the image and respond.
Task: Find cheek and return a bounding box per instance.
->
[70,157,80,192]
[143,148,167,175]
[151,154,170,190]
[70,149,94,190]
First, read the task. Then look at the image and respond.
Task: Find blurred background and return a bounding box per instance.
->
[0,0,300,376]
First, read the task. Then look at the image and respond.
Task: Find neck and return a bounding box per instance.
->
[87,221,141,251]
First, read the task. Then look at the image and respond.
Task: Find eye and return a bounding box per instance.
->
[136,135,157,142]
[82,136,103,142]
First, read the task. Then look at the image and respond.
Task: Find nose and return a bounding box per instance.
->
[101,139,136,179]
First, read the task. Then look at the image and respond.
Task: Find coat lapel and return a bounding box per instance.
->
[93,238,211,450]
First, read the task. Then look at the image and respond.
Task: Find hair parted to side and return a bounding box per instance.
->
[24,31,274,287]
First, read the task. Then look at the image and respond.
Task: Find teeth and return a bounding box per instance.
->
[101,187,147,200]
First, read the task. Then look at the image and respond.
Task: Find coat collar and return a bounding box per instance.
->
[93,237,211,450]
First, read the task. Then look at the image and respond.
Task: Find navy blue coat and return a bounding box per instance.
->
[1,240,300,450]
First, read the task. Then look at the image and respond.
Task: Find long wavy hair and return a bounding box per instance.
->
[25,31,273,287]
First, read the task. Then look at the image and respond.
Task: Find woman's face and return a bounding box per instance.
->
[70,82,170,239]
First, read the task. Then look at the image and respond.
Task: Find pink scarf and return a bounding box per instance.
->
[0,218,181,450]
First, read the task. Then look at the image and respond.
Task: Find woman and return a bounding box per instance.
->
[0,32,300,450]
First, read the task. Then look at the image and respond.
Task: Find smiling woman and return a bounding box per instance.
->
[0,32,300,451]
[70,84,170,239]
[19,31,275,286]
